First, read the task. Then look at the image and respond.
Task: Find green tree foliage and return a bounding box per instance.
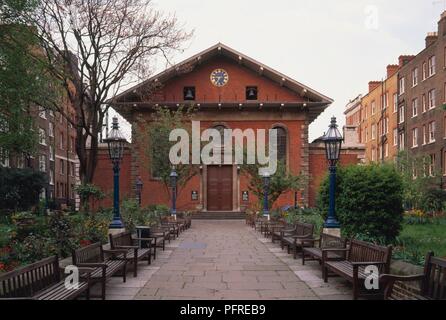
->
[317,164,404,243]
[396,151,443,210]
[241,161,306,210]
[74,184,105,213]
[0,166,47,213]
[144,106,199,198]
[0,0,58,157]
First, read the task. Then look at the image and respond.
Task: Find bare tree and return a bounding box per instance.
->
[23,0,192,184]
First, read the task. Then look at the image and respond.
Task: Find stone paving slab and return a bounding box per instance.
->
[132,220,353,300]
[93,220,353,300]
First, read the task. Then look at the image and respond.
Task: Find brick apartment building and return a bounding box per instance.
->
[92,43,364,211]
[397,14,446,183]
[0,101,80,209]
[345,64,400,163]
[345,11,446,187]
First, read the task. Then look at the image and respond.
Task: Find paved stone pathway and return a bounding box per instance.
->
[106,220,352,300]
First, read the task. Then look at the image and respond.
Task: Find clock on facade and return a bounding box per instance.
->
[210,69,229,87]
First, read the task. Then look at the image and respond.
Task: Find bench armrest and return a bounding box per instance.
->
[133,237,154,242]
[292,233,313,239]
[351,261,387,267]
[115,245,139,250]
[76,262,107,269]
[103,249,128,259]
[380,274,425,283]
[379,273,425,300]
[322,248,349,262]
[300,238,319,245]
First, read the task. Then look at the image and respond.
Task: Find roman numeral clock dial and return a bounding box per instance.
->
[210,68,229,87]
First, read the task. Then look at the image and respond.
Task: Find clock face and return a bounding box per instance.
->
[210,69,229,87]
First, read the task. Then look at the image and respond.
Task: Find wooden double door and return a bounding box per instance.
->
[207,165,233,211]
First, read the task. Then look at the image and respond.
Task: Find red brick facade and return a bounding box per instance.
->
[94,44,363,211]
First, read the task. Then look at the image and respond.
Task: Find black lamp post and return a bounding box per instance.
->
[262,172,270,218]
[322,117,343,229]
[103,117,127,229]
[170,167,178,217]
[136,176,143,207]
[294,191,298,209]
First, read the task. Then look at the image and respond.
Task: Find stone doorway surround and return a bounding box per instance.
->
[201,164,240,212]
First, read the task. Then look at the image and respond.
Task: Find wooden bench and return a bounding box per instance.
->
[161,217,180,239]
[302,233,348,277]
[271,221,290,243]
[139,226,168,259]
[380,252,446,300]
[72,242,127,300]
[109,231,152,277]
[0,256,91,300]
[323,239,392,300]
[280,222,315,259]
[262,220,285,238]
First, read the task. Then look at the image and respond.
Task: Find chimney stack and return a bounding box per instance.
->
[386,65,399,78]
[425,32,438,48]
[398,55,415,67]
[438,11,446,36]
[368,81,381,93]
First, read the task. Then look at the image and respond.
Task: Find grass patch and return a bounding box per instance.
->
[393,218,446,266]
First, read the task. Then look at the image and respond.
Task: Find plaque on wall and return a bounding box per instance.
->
[191,191,199,201]
[242,191,249,202]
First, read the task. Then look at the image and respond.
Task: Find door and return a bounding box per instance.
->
[207,165,233,211]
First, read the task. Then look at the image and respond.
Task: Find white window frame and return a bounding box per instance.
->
[422,94,427,113]
[60,132,64,150]
[429,154,436,177]
[428,121,436,143]
[412,98,418,117]
[49,122,54,137]
[371,124,376,140]
[49,145,54,161]
[412,68,418,87]
[393,128,398,146]
[0,149,9,168]
[49,169,54,185]
[428,89,436,109]
[398,105,405,124]
[39,154,46,172]
[393,93,398,113]
[428,55,436,77]
[38,107,46,119]
[412,128,418,148]
[399,132,405,150]
[39,128,47,146]
[399,77,405,95]
[371,101,376,115]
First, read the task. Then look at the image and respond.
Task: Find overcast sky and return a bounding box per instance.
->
[112,0,445,141]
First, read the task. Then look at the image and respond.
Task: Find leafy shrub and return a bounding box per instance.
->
[420,188,446,215]
[122,200,163,232]
[317,164,404,243]
[404,210,430,225]
[11,234,57,265]
[0,167,47,213]
[72,212,110,244]
[46,211,77,257]
[283,207,324,234]
[75,184,105,213]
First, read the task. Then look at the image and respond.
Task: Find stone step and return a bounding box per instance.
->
[192,212,246,220]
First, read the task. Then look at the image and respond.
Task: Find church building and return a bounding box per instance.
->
[93,43,363,213]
